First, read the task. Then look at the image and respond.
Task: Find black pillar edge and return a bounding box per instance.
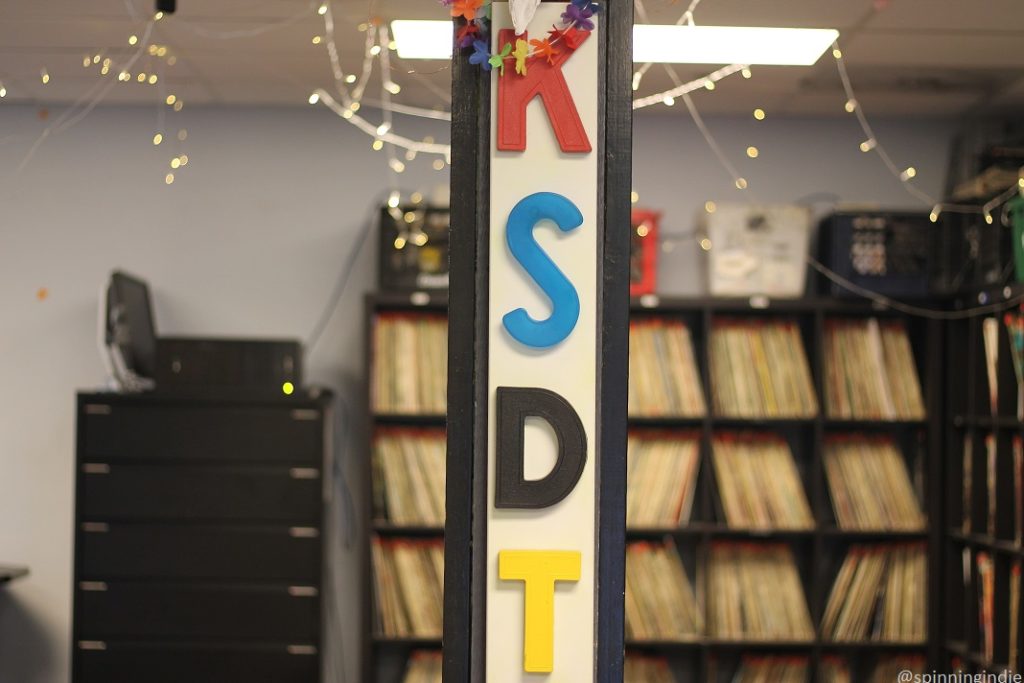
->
[595,0,632,679]
[443,16,490,683]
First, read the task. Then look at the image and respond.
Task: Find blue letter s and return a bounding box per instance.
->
[502,192,583,348]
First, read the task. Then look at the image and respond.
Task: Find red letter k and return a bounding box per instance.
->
[496,28,592,154]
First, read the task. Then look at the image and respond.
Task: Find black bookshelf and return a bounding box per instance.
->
[944,284,1024,676]
[364,292,944,683]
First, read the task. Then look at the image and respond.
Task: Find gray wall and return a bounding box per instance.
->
[0,103,953,683]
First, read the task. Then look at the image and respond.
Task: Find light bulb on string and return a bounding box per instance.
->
[412,232,428,246]
[180,155,189,166]
[405,149,417,161]
[741,67,752,79]
[746,146,759,159]
[370,45,381,56]
[630,191,639,203]
[753,108,765,120]
[342,109,353,120]
[735,177,748,190]
[170,158,181,169]
[844,99,857,113]
[389,159,406,173]
[93,54,102,64]
[929,205,941,223]
[704,79,715,91]
[388,40,397,51]
[387,191,401,208]
[372,139,384,151]
[345,75,356,84]
[631,72,643,91]
[166,94,177,105]
[832,48,842,59]
[308,93,320,104]
[984,211,994,225]
[177,129,187,141]
[312,36,322,45]
[705,201,717,213]
[859,139,876,153]
[129,35,138,45]
[154,11,164,20]
[663,95,675,107]
[153,133,163,145]
[148,75,158,85]
[173,100,183,112]
[83,56,92,68]
[376,122,391,136]
[165,173,174,185]
[899,167,916,181]
[410,192,423,204]
[393,236,407,250]
[318,3,328,14]
[350,102,360,112]
[384,81,401,95]
[0,83,7,98]
[40,69,49,84]
[432,159,445,171]
[137,73,147,83]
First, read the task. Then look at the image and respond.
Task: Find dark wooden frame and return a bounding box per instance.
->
[443,0,633,679]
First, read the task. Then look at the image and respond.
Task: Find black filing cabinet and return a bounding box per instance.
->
[72,390,331,683]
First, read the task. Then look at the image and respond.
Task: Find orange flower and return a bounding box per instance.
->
[451,0,483,21]
[529,37,558,64]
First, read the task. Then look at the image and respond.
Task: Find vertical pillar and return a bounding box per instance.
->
[445,0,631,679]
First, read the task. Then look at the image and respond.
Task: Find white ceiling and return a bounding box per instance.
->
[0,0,1022,117]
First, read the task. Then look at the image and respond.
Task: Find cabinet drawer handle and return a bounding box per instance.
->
[291,409,319,421]
[289,527,320,538]
[82,463,111,475]
[287,645,318,656]
[78,641,107,651]
[288,585,319,597]
[289,468,320,480]
[81,522,109,533]
[84,404,112,415]
[80,581,108,592]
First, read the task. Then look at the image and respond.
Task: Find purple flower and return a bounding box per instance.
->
[469,39,492,70]
[561,3,594,30]
[438,0,454,6]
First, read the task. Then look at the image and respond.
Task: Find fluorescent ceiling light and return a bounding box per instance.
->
[391,20,838,66]
[391,20,454,60]
[633,25,838,65]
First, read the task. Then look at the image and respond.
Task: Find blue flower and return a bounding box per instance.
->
[571,0,600,13]
[469,39,492,70]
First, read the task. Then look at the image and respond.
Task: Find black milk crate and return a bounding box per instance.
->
[818,210,937,299]
[378,204,451,292]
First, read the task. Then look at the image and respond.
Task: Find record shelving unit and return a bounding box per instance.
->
[364,291,944,683]
[944,284,1024,677]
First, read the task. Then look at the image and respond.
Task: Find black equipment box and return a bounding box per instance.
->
[378,204,451,291]
[155,338,302,394]
[818,211,936,298]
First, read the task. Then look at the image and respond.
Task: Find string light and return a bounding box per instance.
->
[93,54,102,64]
[83,56,92,68]
[663,95,675,106]
[844,99,857,113]
[318,3,328,15]
[148,74,158,84]
[753,108,765,120]
[308,92,320,104]
[179,154,189,166]
[704,201,717,213]
[170,157,181,169]
[432,159,445,171]
[703,79,715,91]
[165,172,174,184]
[312,36,322,44]
[929,205,941,223]
[746,146,759,159]
[0,83,6,98]
[630,191,640,203]
[393,236,407,250]
[410,192,423,204]
[166,95,176,105]
[859,139,876,153]
[899,166,917,181]
[376,122,391,136]
[153,133,163,145]
[154,11,164,20]
[177,129,187,141]
[40,69,50,84]
[128,35,139,45]
[372,139,384,151]
[387,191,400,208]
[741,68,752,79]
[173,100,183,111]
